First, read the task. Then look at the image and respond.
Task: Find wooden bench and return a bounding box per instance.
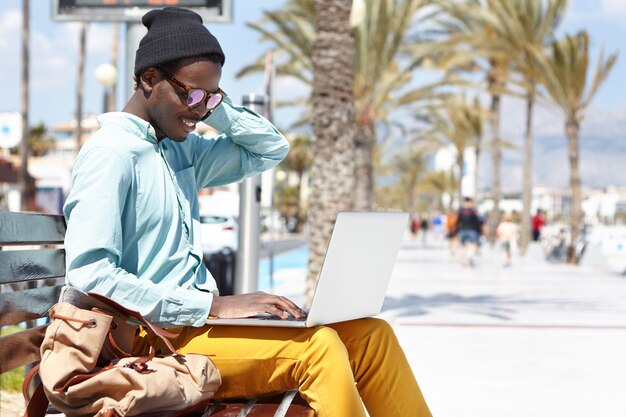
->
[0,211,314,417]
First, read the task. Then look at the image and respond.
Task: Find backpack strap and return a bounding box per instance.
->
[86,292,179,354]
[23,364,49,417]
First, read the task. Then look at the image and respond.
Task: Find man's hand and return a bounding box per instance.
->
[209,292,306,319]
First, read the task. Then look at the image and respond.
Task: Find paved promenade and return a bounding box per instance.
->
[3,234,625,416]
[275,233,626,417]
[381,236,626,417]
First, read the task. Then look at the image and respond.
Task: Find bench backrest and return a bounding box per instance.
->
[0,211,66,374]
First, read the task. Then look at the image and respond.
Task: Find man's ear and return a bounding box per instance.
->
[139,68,159,93]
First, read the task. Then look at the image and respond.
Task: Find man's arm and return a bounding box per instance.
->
[64,146,213,327]
[189,97,290,188]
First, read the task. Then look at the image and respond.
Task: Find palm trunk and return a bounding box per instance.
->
[520,90,535,254]
[353,122,374,211]
[438,189,445,213]
[488,92,502,242]
[19,0,30,211]
[408,173,417,213]
[473,143,480,202]
[75,23,87,155]
[108,23,119,112]
[456,153,464,206]
[296,169,305,229]
[566,117,583,263]
[306,0,357,306]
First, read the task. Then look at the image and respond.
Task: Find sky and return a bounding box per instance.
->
[0,0,625,186]
[0,0,295,129]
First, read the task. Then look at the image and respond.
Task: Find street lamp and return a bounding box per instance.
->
[95,63,117,113]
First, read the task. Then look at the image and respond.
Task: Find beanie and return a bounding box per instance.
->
[134,7,225,78]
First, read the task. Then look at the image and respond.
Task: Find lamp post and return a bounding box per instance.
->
[234,94,265,295]
[95,63,117,113]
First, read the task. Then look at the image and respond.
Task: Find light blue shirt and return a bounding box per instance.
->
[63,98,289,327]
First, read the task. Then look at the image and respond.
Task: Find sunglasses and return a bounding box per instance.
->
[157,67,226,118]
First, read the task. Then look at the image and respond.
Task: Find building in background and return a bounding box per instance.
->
[432,144,480,207]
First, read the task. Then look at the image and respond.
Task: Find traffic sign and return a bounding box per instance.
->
[52,0,232,23]
[0,112,22,149]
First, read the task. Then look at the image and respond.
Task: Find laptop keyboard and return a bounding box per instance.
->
[252,313,308,321]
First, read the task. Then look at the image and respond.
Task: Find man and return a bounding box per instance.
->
[532,209,546,241]
[496,212,519,267]
[445,208,459,256]
[419,212,429,245]
[63,7,431,417]
[456,197,481,266]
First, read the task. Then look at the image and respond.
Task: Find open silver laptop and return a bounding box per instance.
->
[207,211,409,327]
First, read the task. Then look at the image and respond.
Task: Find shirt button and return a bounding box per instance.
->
[189,318,196,324]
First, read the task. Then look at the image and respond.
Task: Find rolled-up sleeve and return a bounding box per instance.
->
[190,97,290,189]
[63,146,213,327]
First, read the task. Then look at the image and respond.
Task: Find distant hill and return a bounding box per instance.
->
[483,133,626,192]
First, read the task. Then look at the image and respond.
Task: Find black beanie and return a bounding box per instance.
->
[134,7,225,78]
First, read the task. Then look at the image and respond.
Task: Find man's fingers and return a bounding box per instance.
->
[273,296,306,318]
[262,295,305,319]
[263,302,288,318]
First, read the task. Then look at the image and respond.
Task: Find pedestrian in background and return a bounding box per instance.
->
[496,212,519,267]
[532,209,546,241]
[445,209,459,257]
[419,213,429,245]
[410,215,419,240]
[456,197,481,267]
[431,212,445,241]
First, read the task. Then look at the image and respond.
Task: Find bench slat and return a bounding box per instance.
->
[0,285,63,327]
[205,391,314,417]
[0,325,47,373]
[249,403,315,417]
[0,211,66,245]
[208,403,315,417]
[0,249,66,284]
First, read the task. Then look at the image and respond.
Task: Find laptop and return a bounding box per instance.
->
[207,211,409,327]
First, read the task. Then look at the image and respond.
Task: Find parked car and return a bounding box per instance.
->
[199,213,238,254]
[200,213,238,295]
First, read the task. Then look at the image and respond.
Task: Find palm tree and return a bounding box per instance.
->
[468,96,485,202]
[418,169,458,212]
[239,0,436,211]
[420,95,483,206]
[537,31,617,262]
[29,123,55,157]
[280,134,312,229]
[307,0,358,304]
[429,0,516,238]
[477,0,567,253]
[351,0,431,210]
[378,148,428,213]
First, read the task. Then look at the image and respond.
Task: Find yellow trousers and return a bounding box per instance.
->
[133,318,431,417]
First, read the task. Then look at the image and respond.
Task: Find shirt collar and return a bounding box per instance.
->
[96,112,159,144]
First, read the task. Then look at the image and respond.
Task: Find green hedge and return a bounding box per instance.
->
[0,326,26,392]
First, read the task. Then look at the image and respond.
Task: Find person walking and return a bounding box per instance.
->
[61,7,431,417]
[456,197,481,267]
[496,212,519,267]
[419,213,429,245]
[446,209,459,257]
[532,209,546,241]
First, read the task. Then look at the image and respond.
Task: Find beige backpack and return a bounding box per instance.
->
[24,289,221,417]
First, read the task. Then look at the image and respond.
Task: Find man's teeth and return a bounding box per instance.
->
[182,118,196,127]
